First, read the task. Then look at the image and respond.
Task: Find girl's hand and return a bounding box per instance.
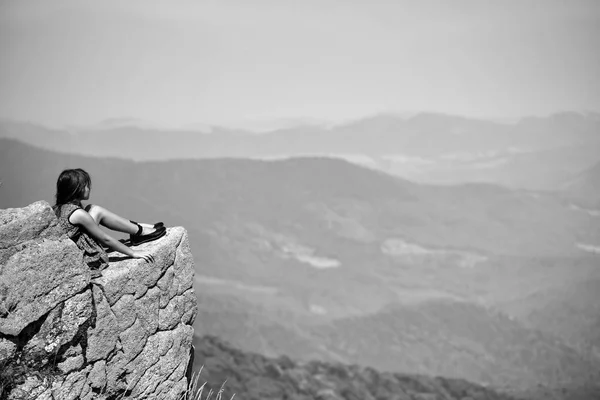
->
[132,250,155,263]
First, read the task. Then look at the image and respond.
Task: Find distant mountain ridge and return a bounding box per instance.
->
[2,112,599,191]
[4,111,597,157]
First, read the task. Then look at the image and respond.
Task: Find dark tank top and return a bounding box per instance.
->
[53,203,109,271]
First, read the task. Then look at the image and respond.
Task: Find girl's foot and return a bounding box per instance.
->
[130,221,167,246]
[140,225,159,235]
[131,220,164,231]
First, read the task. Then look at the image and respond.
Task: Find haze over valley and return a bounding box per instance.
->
[2,135,600,398]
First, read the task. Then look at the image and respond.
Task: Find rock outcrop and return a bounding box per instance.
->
[0,201,197,400]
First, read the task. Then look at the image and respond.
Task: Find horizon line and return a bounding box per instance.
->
[2,109,600,133]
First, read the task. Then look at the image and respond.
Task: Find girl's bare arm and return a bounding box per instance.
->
[69,209,154,262]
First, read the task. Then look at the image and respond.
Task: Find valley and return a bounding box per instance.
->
[1,129,600,398]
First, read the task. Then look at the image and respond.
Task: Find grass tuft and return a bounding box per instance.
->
[108,365,234,400]
[179,366,234,400]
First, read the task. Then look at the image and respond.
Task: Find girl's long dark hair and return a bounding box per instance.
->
[55,168,91,207]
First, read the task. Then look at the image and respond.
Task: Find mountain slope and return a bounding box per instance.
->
[192,335,520,400]
[3,139,600,397]
[563,161,600,207]
[309,301,600,391]
[3,138,599,258]
[497,277,600,351]
[191,295,600,394]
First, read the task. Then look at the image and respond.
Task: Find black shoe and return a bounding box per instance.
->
[130,225,167,246]
[130,220,164,229]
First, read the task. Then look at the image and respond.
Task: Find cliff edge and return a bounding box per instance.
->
[0,201,197,400]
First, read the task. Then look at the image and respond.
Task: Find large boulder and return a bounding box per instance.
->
[0,201,197,400]
[0,201,89,336]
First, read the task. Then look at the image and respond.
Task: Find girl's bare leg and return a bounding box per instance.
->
[85,205,155,235]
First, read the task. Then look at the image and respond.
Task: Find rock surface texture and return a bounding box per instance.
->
[0,201,197,400]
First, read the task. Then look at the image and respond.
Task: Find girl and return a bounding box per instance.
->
[53,168,166,277]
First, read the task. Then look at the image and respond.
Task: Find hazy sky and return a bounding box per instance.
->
[1,0,599,127]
